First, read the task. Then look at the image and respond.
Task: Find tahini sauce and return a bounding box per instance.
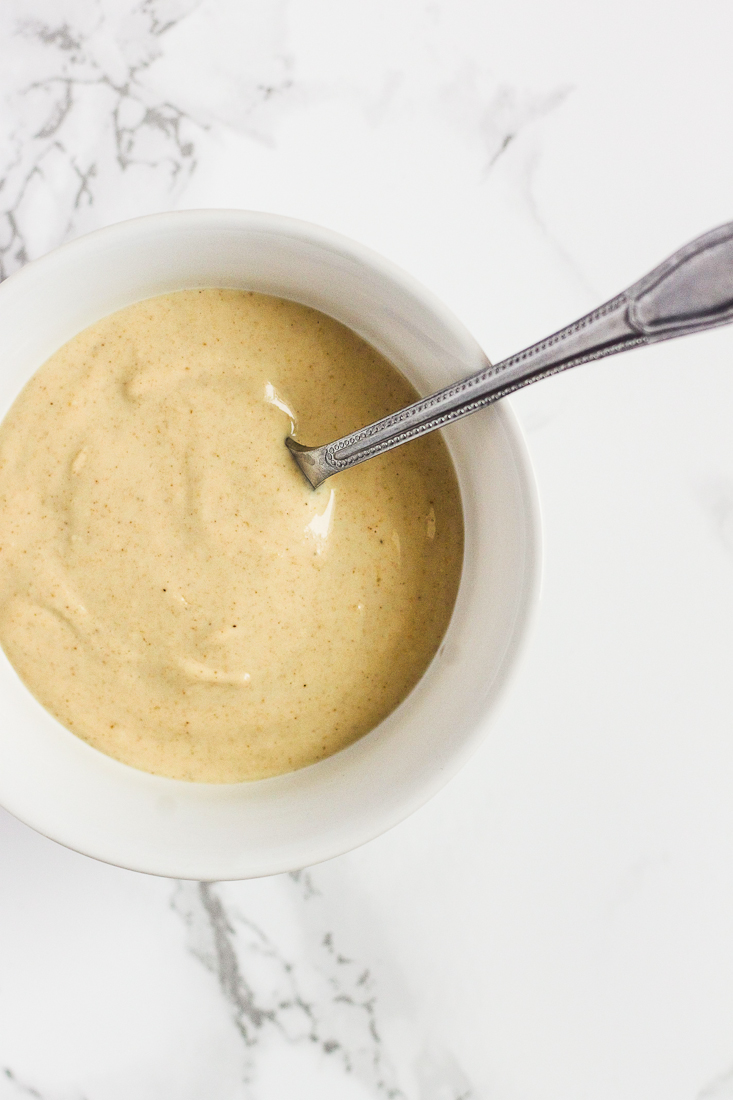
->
[0,291,463,782]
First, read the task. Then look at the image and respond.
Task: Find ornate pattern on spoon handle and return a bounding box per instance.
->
[287,222,733,488]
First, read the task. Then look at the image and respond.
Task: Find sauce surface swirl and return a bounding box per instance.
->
[0,290,463,782]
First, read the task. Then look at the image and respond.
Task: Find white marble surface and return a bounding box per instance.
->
[2,1,733,1096]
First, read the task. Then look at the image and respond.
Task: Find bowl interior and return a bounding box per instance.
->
[0,211,540,878]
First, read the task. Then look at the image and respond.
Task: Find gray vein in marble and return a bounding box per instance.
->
[435,67,595,307]
[0,0,204,279]
[198,882,277,1039]
[479,84,573,173]
[172,878,407,1097]
[132,0,301,147]
[1,1068,42,1099]
[0,1067,87,1100]
[433,65,572,177]
[288,867,320,900]
[171,875,479,1099]
[516,142,599,301]
[442,74,596,302]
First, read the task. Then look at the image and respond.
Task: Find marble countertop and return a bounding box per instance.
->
[2,1,733,1097]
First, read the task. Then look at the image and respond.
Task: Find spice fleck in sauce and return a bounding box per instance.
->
[0,291,463,782]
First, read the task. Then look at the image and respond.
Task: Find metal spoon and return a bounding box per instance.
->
[286,222,733,489]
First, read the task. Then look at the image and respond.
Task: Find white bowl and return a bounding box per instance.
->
[0,210,540,879]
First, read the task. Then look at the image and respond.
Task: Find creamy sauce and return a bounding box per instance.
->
[0,290,463,782]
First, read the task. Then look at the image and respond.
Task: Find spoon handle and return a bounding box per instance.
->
[288,222,733,488]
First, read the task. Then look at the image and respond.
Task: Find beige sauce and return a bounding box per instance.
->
[0,290,463,782]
